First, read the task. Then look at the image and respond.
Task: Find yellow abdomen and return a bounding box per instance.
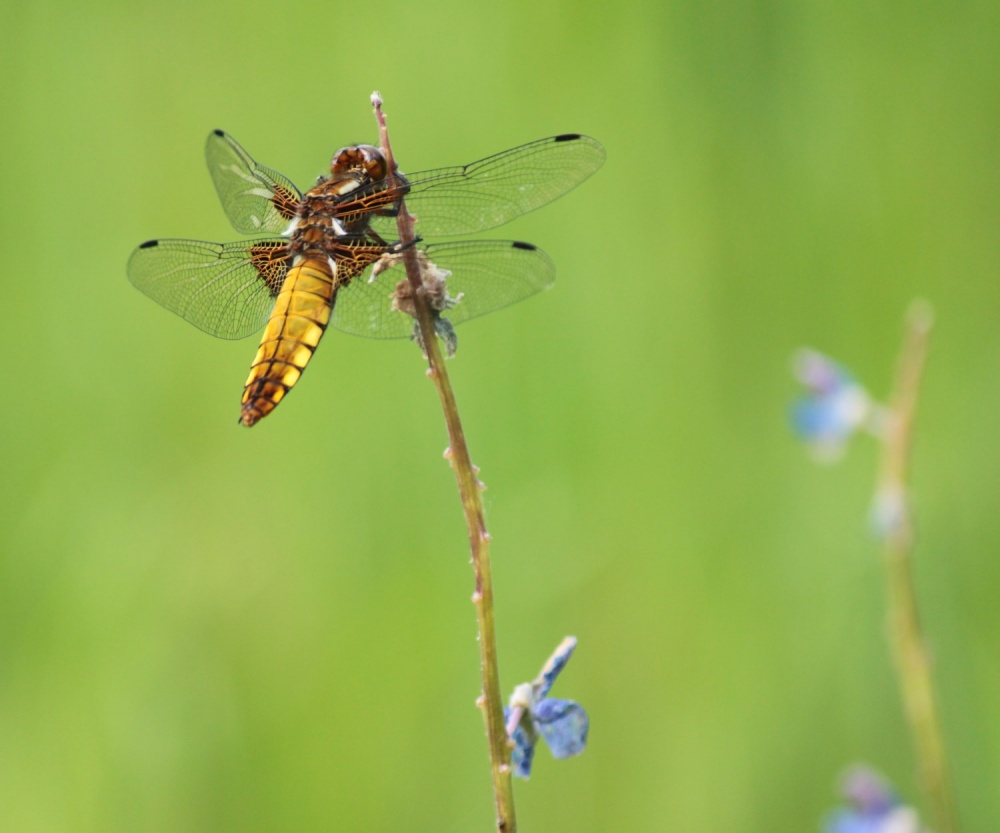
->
[241,257,335,427]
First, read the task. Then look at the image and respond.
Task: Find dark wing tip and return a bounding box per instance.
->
[212,128,225,137]
[511,241,537,251]
[554,133,583,142]
[138,239,159,249]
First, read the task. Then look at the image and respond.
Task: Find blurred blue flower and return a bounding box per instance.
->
[824,766,924,833]
[791,349,877,461]
[505,636,589,779]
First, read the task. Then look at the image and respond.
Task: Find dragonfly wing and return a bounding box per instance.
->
[127,238,290,339]
[331,240,555,339]
[205,131,303,235]
[365,134,605,237]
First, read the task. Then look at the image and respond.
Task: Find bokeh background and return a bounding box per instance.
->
[2,2,998,830]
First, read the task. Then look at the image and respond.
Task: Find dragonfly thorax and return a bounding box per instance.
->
[292,174,378,252]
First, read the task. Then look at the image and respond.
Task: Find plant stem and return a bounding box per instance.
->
[371,92,517,833]
[875,301,957,832]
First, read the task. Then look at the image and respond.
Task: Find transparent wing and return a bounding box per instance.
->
[331,240,555,339]
[127,238,290,339]
[205,130,303,235]
[354,134,605,237]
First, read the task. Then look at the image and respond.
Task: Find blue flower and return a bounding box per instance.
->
[824,766,923,833]
[506,637,589,779]
[791,349,877,461]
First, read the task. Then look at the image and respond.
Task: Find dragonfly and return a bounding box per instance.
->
[128,129,605,426]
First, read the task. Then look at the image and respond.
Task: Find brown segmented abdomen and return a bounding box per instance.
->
[240,257,335,427]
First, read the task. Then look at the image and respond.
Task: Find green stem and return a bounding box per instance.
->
[875,301,957,832]
[372,93,517,833]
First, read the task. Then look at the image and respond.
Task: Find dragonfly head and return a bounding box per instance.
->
[331,144,388,182]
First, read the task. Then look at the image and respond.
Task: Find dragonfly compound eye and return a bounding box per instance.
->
[331,145,388,181]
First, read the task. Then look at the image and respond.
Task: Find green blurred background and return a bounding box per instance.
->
[1,1,998,830]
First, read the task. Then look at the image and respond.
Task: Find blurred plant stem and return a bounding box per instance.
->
[875,301,957,833]
[372,93,516,833]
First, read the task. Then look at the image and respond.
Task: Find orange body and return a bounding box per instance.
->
[240,257,335,426]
